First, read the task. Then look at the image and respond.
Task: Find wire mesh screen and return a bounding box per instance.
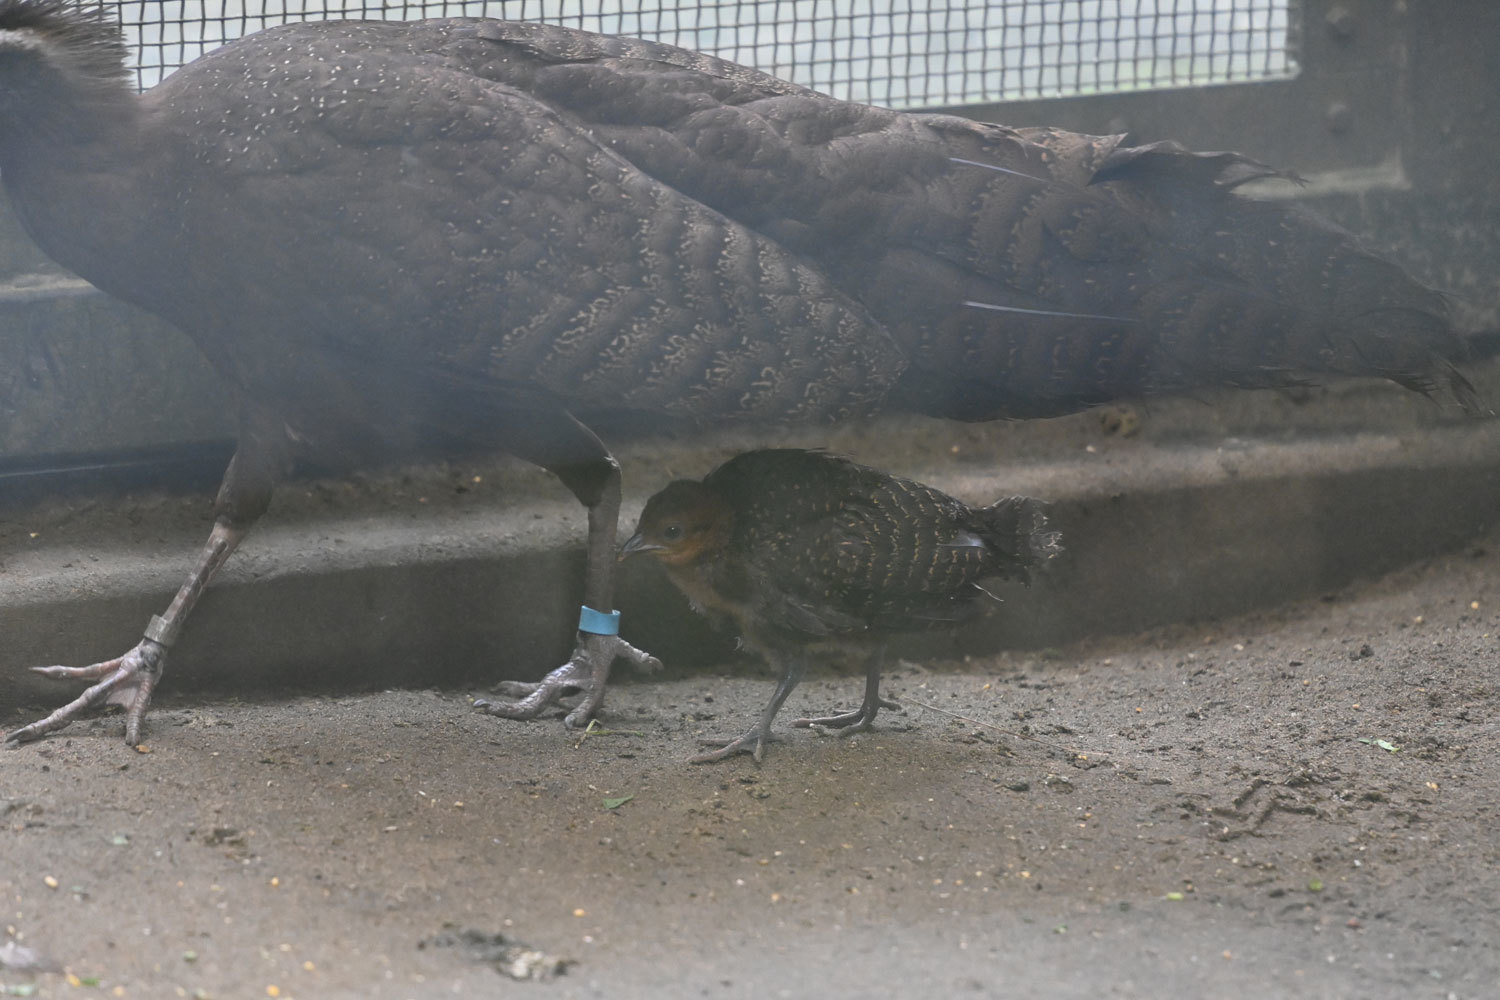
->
[116,1,1300,108]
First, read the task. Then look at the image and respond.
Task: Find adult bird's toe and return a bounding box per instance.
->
[6,639,168,747]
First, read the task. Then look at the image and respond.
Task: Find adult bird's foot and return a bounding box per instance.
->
[474,633,660,729]
[5,640,168,747]
[792,695,901,733]
[690,726,781,764]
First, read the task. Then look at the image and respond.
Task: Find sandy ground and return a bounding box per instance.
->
[3,524,1499,999]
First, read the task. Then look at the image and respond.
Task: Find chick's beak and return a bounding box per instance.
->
[619,532,664,562]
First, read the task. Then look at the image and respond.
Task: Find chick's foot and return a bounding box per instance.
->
[792,694,900,733]
[690,725,782,764]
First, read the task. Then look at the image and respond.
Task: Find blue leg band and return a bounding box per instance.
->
[578,606,621,636]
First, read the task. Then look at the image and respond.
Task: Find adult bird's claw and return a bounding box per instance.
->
[474,633,660,729]
[6,640,168,747]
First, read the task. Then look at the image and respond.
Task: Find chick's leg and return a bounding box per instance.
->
[475,411,658,728]
[6,445,273,747]
[692,654,806,764]
[793,646,899,732]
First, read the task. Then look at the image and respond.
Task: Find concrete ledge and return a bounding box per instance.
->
[4,408,1499,709]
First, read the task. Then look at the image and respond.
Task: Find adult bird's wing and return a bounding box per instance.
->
[458,21,1474,421]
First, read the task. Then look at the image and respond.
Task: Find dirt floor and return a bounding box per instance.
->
[3,523,1499,999]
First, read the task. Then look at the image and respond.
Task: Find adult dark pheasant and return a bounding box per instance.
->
[0,1,1476,745]
[623,449,1061,761]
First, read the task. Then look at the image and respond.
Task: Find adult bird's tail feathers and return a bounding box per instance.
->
[1100,141,1475,404]
[895,126,1481,419]
[1462,327,1500,363]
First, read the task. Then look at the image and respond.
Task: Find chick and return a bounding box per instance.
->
[623,449,1060,761]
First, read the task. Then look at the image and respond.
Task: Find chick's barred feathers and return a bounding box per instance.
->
[632,449,1061,640]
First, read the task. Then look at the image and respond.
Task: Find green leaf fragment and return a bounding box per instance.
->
[1308,879,1324,892]
[577,720,646,739]
[602,795,634,809]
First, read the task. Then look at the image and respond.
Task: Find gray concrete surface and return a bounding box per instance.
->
[4,522,1499,999]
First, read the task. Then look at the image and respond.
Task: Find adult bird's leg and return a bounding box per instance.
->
[6,443,276,746]
[792,645,900,733]
[692,654,807,764]
[474,410,659,728]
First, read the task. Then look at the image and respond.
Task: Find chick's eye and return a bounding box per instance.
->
[662,524,683,541]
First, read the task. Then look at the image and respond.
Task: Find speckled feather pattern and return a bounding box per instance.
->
[0,4,1472,467]
[151,19,906,421]
[693,449,1059,641]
